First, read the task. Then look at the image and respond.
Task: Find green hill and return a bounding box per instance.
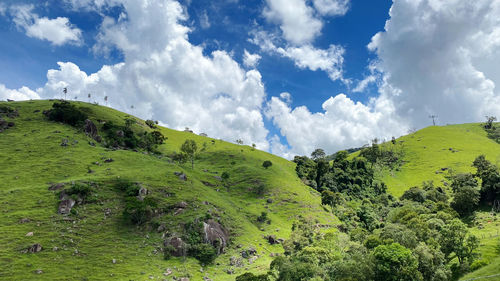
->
[0,100,334,280]
[371,124,500,280]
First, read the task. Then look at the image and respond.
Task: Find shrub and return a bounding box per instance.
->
[257,211,271,224]
[123,197,157,225]
[46,101,88,127]
[254,182,268,196]
[189,243,217,265]
[470,259,489,271]
[66,182,93,200]
[145,119,157,129]
[262,160,273,169]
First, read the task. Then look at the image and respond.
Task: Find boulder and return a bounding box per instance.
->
[116,130,124,137]
[173,172,187,181]
[164,237,187,257]
[60,139,69,147]
[58,191,76,215]
[229,256,243,267]
[241,247,257,258]
[176,201,188,209]
[84,119,101,142]
[203,219,229,254]
[265,235,280,245]
[27,243,42,253]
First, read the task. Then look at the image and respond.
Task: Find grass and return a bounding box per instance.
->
[0,100,334,280]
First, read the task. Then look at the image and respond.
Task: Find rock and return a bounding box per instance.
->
[27,243,42,253]
[137,186,149,201]
[157,224,166,233]
[203,277,212,281]
[214,176,222,181]
[230,256,243,267]
[116,130,124,137]
[203,219,229,254]
[179,278,190,281]
[19,218,31,224]
[58,192,76,215]
[104,208,112,216]
[83,119,100,142]
[226,269,234,275]
[53,247,59,251]
[241,247,257,258]
[164,237,187,257]
[104,158,114,163]
[60,139,69,147]
[25,232,33,237]
[163,268,172,276]
[176,201,188,209]
[48,183,65,191]
[267,198,273,203]
[265,235,280,245]
[248,256,258,264]
[34,269,43,274]
[89,141,96,147]
[112,259,116,264]
[174,172,187,181]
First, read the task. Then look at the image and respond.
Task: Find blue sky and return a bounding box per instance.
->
[1,0,499,158]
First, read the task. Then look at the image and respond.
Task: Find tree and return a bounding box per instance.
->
[321,190,343,209]
[439,219,479,266]
[262,160,272,169]
[236,139,243,145]
[63,87,67,100]
[484,116,497,129]
[311,148,326,161]
[451,186,480,217]
[180,139,198,169]
[372,243,422,281]
[473,155,500,203]
[221,171,230,187]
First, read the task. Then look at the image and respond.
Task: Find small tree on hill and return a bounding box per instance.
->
[485,116,497,129]
[311,148,326,161]
[181,139,198,169]
[262,160,272,169]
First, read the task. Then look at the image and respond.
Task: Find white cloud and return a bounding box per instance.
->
[0,3,6,16]
[279,92,292,104]
[11,5,82,46]
[243,49,261,68]
[30,0,270,150]
[263,0,322,45]
[0,84,40,101]
[199,10,210,29]
[312,0,349,16]
[277,44,345,81]
[368,0,500,128]
[352,75,376,93]
[266,94,405,156]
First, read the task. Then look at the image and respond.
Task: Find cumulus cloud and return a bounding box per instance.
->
[266,94,405,156]
[30,0,269,150]
[243,49,262,68]
[11,5,82,46]
[0,84,40,101]
[250,30,346,82]
[263,0,322,46]
[369,0,500,128]
[312,0,349,16]
[199,10,210,29]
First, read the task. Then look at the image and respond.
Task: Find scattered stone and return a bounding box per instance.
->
[163,268,172,276]
[33,110,40,113]
[248,256,258,264]
[116,130,124,137]
[19,218,31,224]
[213,176,222,181]
[60,139,69,147]
[48,183,65,191]
[26,243,42,253]
[89,141,96,147]
[176,173,187,181]
[52,247,58,251]
[25,232,33,237]
[230,256,243,267]
[265,235,280,245]
[201,181,215,187]
[104,158,114,163]
[104,208,112,216]
[34,269,43,274]
[176,201,188,209]
[203,219,229,254]
[226,269,234,275]
[267,198,273,204]
[179,278,190,281]
[203,277,212,281]
[241,247,257,258]
[72,140,78,145]
[112,259,116,264]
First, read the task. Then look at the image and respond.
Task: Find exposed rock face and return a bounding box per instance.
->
[241,247,257,258]
[174,172,187,181]
[58,191,76,215]
[48,183,65,191]
[164,237,187,257]
[203,219,229,254]
[137,186,149,201]
[84,119,101,142]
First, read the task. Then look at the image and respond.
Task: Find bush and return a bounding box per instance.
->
[257,211,271,224]
[262,160,273,169]
[470,259,489,271]
[189,243,217,265]
[46,101,88,127]
[66,182,93,200]
[145,119,157,129]
[123,197,157,225]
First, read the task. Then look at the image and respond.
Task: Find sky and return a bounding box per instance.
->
[1,0,500,158]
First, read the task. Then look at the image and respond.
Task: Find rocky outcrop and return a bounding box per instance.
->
[58,191,76,215]
[84,119,102,142]
[202,219,229,254]
[25,243,42,253]
[164,237,187,257]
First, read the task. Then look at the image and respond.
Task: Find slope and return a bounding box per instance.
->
[0,100,334,280]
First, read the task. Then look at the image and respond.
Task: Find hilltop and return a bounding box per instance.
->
[0,100,333,280]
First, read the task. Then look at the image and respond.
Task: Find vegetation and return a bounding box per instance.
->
[262,160,272,169]
[180,139,198,169]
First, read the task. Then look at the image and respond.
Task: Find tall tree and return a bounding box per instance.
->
[180,139,198,169]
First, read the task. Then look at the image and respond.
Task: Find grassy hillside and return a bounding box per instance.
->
[0,100,334,280]
[377,124,500,197]
[371,124,500,280]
